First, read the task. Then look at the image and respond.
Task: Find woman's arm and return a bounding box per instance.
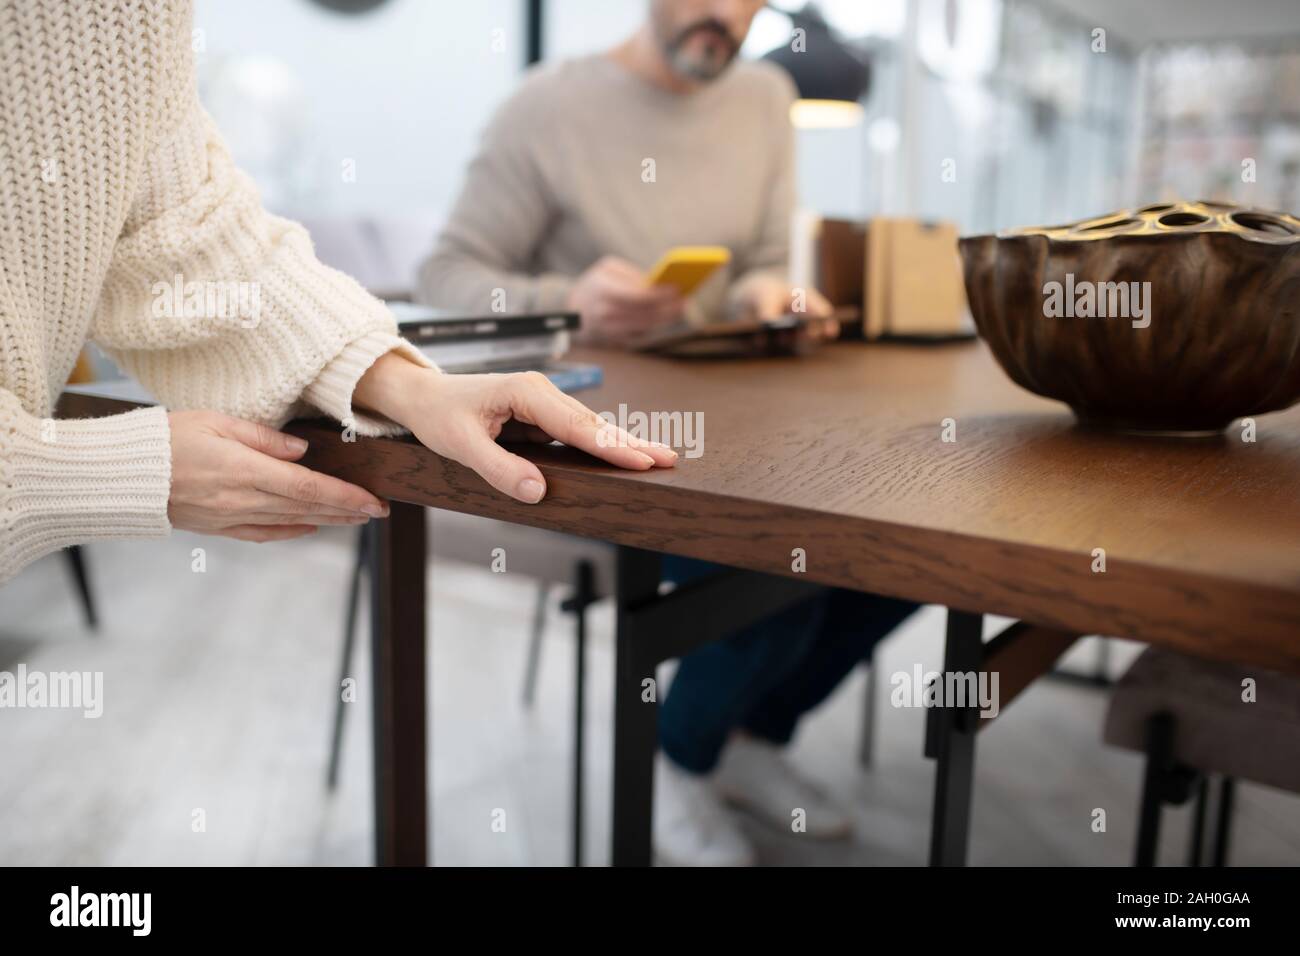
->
[92,70,672,536]
[91,100,432,439]
[0,390,171,584]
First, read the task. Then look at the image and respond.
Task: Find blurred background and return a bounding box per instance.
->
[190,0,1300,291]
[4,0,1299,867]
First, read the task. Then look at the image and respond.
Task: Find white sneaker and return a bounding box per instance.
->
[714,736,853,840]
[653,753,756,866]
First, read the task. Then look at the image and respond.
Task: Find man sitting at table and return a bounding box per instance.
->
[419,0,918,865]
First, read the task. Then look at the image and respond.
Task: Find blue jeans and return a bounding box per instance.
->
[658,556,919,774]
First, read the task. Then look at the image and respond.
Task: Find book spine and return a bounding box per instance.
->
[399,313,579,344]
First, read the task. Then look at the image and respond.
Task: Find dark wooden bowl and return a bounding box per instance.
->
[960,201,1300,433]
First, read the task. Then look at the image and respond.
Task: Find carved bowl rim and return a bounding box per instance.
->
[960,200,1300,246]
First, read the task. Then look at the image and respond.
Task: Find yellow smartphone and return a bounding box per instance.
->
[645,246,731,297]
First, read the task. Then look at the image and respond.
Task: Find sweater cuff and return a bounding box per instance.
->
[1,403,172,581]
[301,331,436,438]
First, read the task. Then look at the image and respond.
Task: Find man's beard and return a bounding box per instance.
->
[662,18,740,82]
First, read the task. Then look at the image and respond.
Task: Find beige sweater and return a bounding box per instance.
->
[0,0,431,583]
[418,53,796,326]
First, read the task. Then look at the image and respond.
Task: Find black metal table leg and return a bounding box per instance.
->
[1136,712,1176,867]
[610,547,663,867]
[926,609,984,866]
[605,557,827,867]
[1212,776,1236,867]
[1188,775,1209,866]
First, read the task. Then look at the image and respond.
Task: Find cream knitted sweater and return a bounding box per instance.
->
[0,0,433,583]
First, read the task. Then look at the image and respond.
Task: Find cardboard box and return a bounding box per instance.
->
[819,217,974,340]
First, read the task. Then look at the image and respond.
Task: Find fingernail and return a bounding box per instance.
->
[636,452,655,467]
[286,436,308,453]
[518,478,545,503]
[362,503,387,518]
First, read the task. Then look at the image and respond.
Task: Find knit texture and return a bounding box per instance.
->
[0,0,432,583]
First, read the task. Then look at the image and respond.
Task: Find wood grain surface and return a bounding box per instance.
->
[59,340,1300,675]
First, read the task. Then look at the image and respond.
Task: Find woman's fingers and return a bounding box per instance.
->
[244,511,372,526]
[497,420,555,444]
[455,429,550,503]
[249,454,388,518]
[221,524,318,543]
[551,388,679,467]
[168,409,391,544]
[500,397,680,462]
[385,370,680,507]
[219,416,311,461]
[511,375,678,470]
[235,490,371,519]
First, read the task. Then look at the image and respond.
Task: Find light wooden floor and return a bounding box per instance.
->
[1,522,1297,866]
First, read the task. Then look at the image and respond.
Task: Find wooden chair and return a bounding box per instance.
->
[1103,646,1300,865]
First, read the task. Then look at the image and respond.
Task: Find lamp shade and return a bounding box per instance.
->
[762,5,871,110]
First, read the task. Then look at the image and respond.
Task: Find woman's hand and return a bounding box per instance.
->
[167,410,388,542]
[354,353,677,503]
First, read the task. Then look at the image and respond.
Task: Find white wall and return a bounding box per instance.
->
[193,0,522,224]
[543,0,646,59]
[191,0,868,230]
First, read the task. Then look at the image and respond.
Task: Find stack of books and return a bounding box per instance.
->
[388,303,602,393]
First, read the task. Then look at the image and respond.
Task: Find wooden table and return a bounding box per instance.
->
[61,340,1300,866]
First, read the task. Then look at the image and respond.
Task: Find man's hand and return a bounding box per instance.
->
[168,410,387,543]
[733,275,839,340]
[355,354,677,503]
[566,255,686,346]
